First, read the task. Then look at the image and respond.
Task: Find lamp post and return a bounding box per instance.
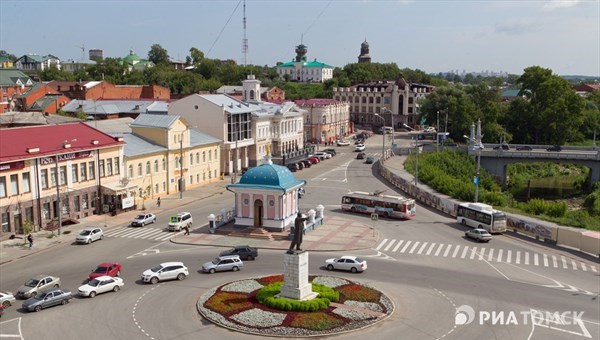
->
[414,136,419,186]
[464,119,484,203]
[55,155,62,236]
[381,107,394,152]
[436,110,440,152]
[373,114,385,161]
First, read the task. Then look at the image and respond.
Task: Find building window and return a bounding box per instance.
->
[106,160,112,176]
[175,156,179,168]
[162,158,166,171]
[154,160,159,172]
[82,194,88,209]
[41,169,48,189]
[155,184,159,194]
[128,165,133,178]
[50,168,57,187]
[22,172,31,193]
[99,160,105,177]
[80,163,87,181]
[208,151,212,161]
[59,166,67,185]
[146,161,151,175]
[137,163,142,177]
[189,175,193,184]
[74,195,80,212]
[88,161,95,180]
[0,176,6,198]
[190,154,193,165]
[10,174,18,195]
[162,182,166,192]
[114,158,120,174]
[72,165,78,183]
[196,152,199,164]
[42,202,51,219]
[203,151,206,163]
[196,174,199,183]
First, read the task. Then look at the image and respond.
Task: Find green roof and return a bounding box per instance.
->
[277,60,333,69]
[0,68,33,86]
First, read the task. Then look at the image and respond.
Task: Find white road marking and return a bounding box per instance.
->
[452,245,461,258]
[434,243,444,256]
[478,248,485,260]
[534,253,539,266]
[561,256,568,269]
[487,248,494,262]
[400,241,412,253]
[443,244,452,257]
[375,239,388,250]
[469,247,478,260]
[581,263,587,272]
[552,255,558,268]
[591,265,598,273]
[507,250,512,263]
[384,239,396,252]
[417,242,428,255]
[461,245,469,259]
[571,260,578,271]
[497,249,504,262]
[409,241,420,254]
[426,243,436,256]
[392,240,405,252]
[524,252,530,265]
[516,250,521,264]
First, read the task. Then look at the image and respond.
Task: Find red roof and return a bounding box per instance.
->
[0,122,124,163]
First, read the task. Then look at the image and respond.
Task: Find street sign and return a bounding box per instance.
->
[371,213,378,221]
[473,176,479,185]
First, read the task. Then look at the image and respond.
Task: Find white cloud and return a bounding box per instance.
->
[543,0,583,10]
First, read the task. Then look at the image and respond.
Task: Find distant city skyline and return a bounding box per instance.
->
[1,0,598,77]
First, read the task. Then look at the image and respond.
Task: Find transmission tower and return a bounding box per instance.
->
[241,0,248,66]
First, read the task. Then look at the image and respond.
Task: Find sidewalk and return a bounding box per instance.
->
[0,176,380,265]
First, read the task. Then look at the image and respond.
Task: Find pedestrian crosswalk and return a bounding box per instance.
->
[104,227,180,241]
[374,239,598,272]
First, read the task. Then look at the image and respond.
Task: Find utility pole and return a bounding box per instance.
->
[436,110,440,152]
[55,155,62,235]
[179,137,183,199]
[414,136,419,186]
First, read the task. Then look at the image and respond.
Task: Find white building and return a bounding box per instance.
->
[276,44,333,83]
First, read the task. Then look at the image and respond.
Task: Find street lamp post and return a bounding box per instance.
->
[464,119,484,203]
[381,107,394,153]
[55,155,61,236]
[374,114,385,161]
[414,136,419,186]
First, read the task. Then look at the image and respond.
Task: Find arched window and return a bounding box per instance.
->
[196,152,200,164]
[162,158,166,171]
[250,89,255,100]
[137,163,142,177]
[202,151,206,163]
[175,156,179,167]
[208,150,212,161]
[154,160,159,172]
[128,165,133,178]
[146,161,151,175]
[190,153,194,165]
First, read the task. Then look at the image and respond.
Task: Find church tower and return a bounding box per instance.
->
[358,39,371,63]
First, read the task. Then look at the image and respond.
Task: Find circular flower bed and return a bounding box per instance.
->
[198,275,394,337]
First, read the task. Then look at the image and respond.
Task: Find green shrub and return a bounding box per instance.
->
[256,282,338,312]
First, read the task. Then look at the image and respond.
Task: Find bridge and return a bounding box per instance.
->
[471,145,600,186]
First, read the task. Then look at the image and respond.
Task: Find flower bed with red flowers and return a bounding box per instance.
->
[198,275,394,337]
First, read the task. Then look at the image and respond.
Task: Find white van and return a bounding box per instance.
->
[168,212,193,232]
[379,126,393,134]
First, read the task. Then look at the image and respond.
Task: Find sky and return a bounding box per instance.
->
[1,0,598,77]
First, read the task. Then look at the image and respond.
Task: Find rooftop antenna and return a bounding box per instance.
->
[241,0,248,67]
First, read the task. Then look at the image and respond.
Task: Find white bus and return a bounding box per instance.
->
[456,202,506,233]
[341,191,416,219]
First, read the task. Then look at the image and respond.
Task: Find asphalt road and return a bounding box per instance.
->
[1,133,598,340]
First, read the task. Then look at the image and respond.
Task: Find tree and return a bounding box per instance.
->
[148,44,170,65]
[38,66,75,81]
[0,50,17,61]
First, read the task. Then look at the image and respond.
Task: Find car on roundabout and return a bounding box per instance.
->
[88,262,122,280]
[78,276,124,298]
[323,148,337,156]
[202,255,244,274]
[0,291,16,308]
[465,228,492,242]
[325,256,367,273]
[141,262,189,284]
[356,152,366,159]
[76,227,104,244]
[314,151,332,160]
[16,275,61,299]
[131,213,156,227]
[22,289,72,312]
[365,156,375,164]
[337,140,350,146]
[219,246,258,260]
[355,144,366,152]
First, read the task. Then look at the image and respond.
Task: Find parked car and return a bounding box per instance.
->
[307,156,320,164]
[299,159,312,168]
[141,262,189,284]
[76,227,104,244]
[547,145,562,152]
[355,144,366,152]
[314,152,332,160]
[336,140,350,146]
[296,161,305,170]
[325,256,367,273]
[493,144,510,151]
[17,275,61,299]
[356,152,366,159]
[22,289,72,312]
[131,213,156,227]
[516,145,532,151]
[88,262,122,280]
[287,163,298,172]
[0,305,3,318]
[202,255,244,274]
[168,212,193,232]
[354,139,364,145]
[465,228,492,242]
[424,127,437,133]
[365,156,375,164]
[78,276,124,298]
[219,245,258,260]
[323,148,337,156]
[0,291,16,308]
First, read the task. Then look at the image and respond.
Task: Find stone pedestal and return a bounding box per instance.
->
[279,251,318,300]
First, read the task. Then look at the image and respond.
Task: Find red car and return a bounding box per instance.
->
[307,157,320,164]
[88,262,122,280]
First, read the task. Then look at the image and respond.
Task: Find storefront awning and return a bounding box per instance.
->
[101,181,138,196]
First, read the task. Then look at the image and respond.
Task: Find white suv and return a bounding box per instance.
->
[141,262,188,284]
[168,212,193,232]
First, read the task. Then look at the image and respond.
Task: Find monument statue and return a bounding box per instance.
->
[288,212,308,253]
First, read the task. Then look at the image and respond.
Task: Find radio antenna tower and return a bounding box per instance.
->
[241,0,248,67]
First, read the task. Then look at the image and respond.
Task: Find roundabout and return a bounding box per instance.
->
[197,274,394,337]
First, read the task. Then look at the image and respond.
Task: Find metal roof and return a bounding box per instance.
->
[122,133,167,157]
[131,114,180,129]
[190,129,221,146]
[197,94,261,114]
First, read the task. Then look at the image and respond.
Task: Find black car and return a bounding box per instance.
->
[296,162,305,170]
[287,163,298,172]
[516,145,532,151]
[300,159,312,168]
[220,246,258,260]
[547,145,562,152]
[493,144,510,151]
[323,148,337,156]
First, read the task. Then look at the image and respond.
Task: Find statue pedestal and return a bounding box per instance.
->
[278,251,317,300]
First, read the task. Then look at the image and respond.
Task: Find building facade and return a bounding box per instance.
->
[295,99,351,144]
[0,122,125,239]
[332,75,434,129]
[276,44,333,83]
[14,54,61,71]
[358,39,372,63]
[0,69,34,113]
